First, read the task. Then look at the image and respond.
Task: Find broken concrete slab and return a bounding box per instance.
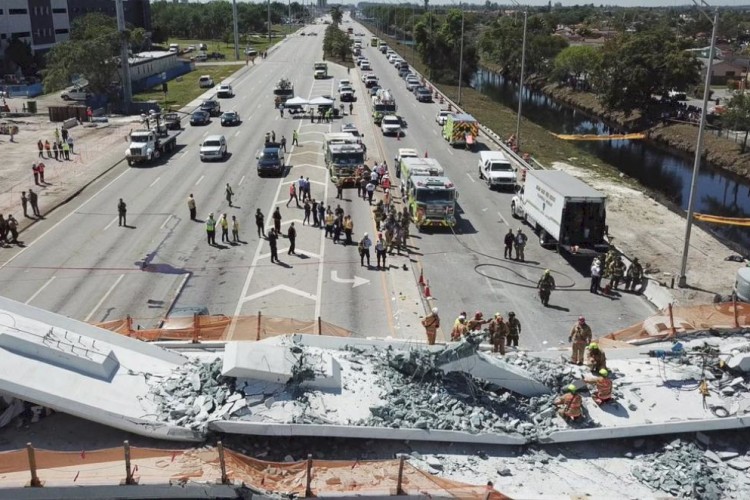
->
[727,352,750,373]
[223,342,341,390]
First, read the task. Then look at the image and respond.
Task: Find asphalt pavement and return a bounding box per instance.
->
[0,22,655,349]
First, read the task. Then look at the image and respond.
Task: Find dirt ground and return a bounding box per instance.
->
[553,161,743,306]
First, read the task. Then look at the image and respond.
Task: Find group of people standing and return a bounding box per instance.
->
[37,128,74,162]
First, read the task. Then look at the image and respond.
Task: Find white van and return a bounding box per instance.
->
[169,43,180,53]
[198,75,214,88]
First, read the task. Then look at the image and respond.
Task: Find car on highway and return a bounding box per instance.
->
[190,110,210,126]
[220,111,241,126]
[338,79,352,91]
[360,60,371,71]
[436,110,453,126]
[200,99,221,116]
[60,87,91,101]
[369,85,381,97]
[365,75,379,88]
[381,115,402,136]
[415,87,433,102]
[200,134,228,161]
[256,144,285,176]
[198,75,214,88]
[217,84,234,98]
[341,123,361,137]
[309,32,317,36]
[164,112,182,130]
[340,89,355,102]
[405,79,420,92]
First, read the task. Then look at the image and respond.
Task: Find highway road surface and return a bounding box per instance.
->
[0,18,654,348]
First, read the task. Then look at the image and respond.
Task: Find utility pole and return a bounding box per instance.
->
[516,7,528,150]
[457,11,464,105]
[232,0,240,61]
[679,1,719,288]
[115,0,132,114]
[268,0,272,42]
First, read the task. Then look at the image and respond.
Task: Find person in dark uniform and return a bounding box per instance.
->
[288,222,297,255]
[268,228,279,263]
[255,208,265,238]
[117,198,127,226]
[20,191,28,218]
[28,189,40,217]
[503,228,514,259]
[272,207,282,233]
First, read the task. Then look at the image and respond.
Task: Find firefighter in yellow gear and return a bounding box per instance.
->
[583,369,613,405]
[586,343,607,373]
[555,384,583,421]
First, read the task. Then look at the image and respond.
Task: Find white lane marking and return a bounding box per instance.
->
[195,175,205,185]
[242,284,317,303]
[181,150,189,157]
[466,173,475,183]
[447,148,454,156]
[103,216,118,231]
[149,176,161,188]
[0,167,132,271]
[498,211,508,226]
[24,276,56,305]
[238,175,246,186]
[234,130,241,137]
[84,273,125,322]
[161,214,173,229]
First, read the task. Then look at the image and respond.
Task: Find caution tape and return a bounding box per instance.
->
[694,213,750,227]
[551,133,646,141]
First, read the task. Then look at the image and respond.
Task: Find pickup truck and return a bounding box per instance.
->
[163,113,182,130]
[477,151,516,190]
[126,124,180,166]
[511,169,608,255]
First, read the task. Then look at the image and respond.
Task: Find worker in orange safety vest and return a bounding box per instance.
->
[583,369,613,405]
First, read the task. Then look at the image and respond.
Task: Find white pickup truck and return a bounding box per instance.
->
[477,151,516,190]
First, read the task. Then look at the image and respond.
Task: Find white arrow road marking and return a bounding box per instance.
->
[242,284,317,303]
[330,270,370,288]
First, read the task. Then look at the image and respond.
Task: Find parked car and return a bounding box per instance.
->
[200,99,221,116]
[360,61,371,71]
[381,115,402,136]
[220,111,241,126]
[60,87,91,101]
[190,110,210,126]
[164,112,182,130]
[436,110,453,126]
[198,75,214,88]
[369,85,382,97]
[405,79,420,92]
[415,87,432,102]
[341,123,361,137]
[200,135,228,161]
[217,84,234,98]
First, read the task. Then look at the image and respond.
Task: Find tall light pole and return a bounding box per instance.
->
[232,0,240,61]
[115,0,132,113]
[512,1,528,151]
[268,0,272,42]
[679,0,719,288]
[457,10,464,105]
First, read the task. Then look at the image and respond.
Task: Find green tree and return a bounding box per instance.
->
[551,45,601,83]
[4,37,34,75]
[414,10,479,85]
[330,6,343,26]
[592,29,701,116]
[43,13,120,94]
[723,92,750,153]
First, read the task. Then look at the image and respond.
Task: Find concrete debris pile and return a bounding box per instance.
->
[352,340,568,439]
[148,357,245,432]
[631,439,727,499]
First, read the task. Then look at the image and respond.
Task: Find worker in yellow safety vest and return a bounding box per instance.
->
[554,384,583,421]
[583,369,613,405]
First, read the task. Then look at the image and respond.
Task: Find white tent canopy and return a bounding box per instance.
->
[285,96,309,106]
[309,96,334,105]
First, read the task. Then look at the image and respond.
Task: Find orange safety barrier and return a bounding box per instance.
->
[96,314,351,342]
[0,444,511,498]
[602,302,750,345]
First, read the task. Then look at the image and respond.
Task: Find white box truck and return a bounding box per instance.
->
[477,151,516,190]
[511,170,608,255]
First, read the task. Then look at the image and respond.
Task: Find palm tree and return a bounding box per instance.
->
[330,6,343,25]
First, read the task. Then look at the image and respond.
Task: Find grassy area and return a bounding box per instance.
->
[168,26,295,60]
[372,30,627,181]
[133,65,240,110]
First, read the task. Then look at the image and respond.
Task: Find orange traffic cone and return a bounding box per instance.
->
[424,279,432,298]
[418,269,425,286]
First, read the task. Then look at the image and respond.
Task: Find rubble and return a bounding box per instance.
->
[631,439,726,499]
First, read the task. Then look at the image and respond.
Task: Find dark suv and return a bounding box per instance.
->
[256,144,285,176]
[200,99,221,117]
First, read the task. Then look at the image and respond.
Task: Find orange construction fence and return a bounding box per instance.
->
[0,444,510,498]
[603,301,750,345]
[95,313,352,342]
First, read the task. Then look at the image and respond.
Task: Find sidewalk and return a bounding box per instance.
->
[1,100,136,233]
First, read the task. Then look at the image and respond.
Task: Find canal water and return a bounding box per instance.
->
[473,68,750,251]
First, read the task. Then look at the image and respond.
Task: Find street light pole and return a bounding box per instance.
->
[457,10,464,105]
[232,0,240,61]
[512,1,528,151]
[679,2,719,288]
[268,0,272,42]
